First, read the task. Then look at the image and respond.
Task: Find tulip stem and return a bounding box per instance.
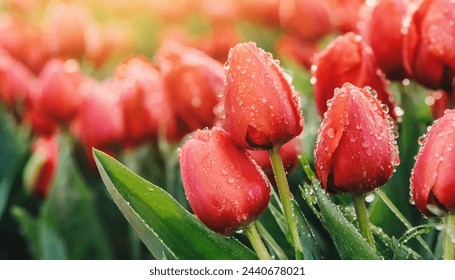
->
[245,222,272,260]
[444,214,455,260]
[269,148,304,260]
[352,193,375,249]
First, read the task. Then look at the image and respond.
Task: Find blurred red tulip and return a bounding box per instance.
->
[358,0,409,80]
[279,0,333,42]
[156,40,224,140]
[312,32,396,118]
[38,58,84,124]
[248,137,302,185]
[411,109,455,217]
[326,0,365,33]
[179,127,270,235]
[25,135,59,198]
[314,83,400,194]
[44,2,90,58]
[403,0,455,90]
[115,56,174,146]
[427,90,454,119]
[275,35,318,69]
[239,0,281,27]
[223,42,303,150]
[71,81,124,150]
[22,81,58,136]
[0,15,50,74]
[0,52,34,110]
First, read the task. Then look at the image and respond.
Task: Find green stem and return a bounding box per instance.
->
[245,222,272,260]
[352,193,375,249]
[269,148,304,259]
[444,214,455,260]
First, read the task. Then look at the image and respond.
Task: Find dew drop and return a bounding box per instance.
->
[327,128,335,138]
[228,177,235,184]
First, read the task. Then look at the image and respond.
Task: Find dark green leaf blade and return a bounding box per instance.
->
[93,149,257,260]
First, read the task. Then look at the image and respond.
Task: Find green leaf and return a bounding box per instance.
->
[11,206,66,260]
[93,149,257,260]
[0,108,29,220]
[300,181,382,260]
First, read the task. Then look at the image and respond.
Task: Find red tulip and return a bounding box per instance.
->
[38,58,84,124]
[248,137,302,185]
[275,35,318,69]
[115,56,174,146]
[222,42,304,150]
[239,0,281,27]
[279,0,333,42]
[0,51,34,110]
[358,0,409,80]
[314,83,400,194]
[312,32,396,118]
[325,0,365,33]
[43,2,89,58]
[22,81,58,136]
[403,0,455,90]
[71,80,124,150]
[25,135,59,198]
[0,15,50,74]
[411,109,455,217]
[427,90,454,120]
[179,127,270,235]
[156,40,224,140]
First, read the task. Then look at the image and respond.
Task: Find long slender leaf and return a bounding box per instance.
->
[94,149,257,260]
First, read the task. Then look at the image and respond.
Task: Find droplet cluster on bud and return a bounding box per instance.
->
[222,42,304,150]
[411,109,455,217]
[179,127,270,235]
[314,83,399,194]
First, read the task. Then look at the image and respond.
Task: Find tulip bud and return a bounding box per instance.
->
[71,80,124,150]
[326,0,365,33]
[427,90,454,120]
[0,52,33,110]
[279,0,333,42]
[402,0,455,90]
[222,42,303,150]
[314,83,400,194]
[312,32,396,118]
[115,56,174,146]
[411,109,455,217]
[179,127,270,235]
[44,2,89,58]
[275,35,318,69]
[358,0,409,80]
[156,40,224,140]
[38,58,84,124]
[24,135,58,198]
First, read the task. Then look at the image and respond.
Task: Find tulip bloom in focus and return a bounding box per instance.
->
[179,127,270,235]
[314,83,400,194]
[223,42,303,150]
[403,0,455,90]
[411,109,455,217]
[312,32,396,118]
[24,135,59,198]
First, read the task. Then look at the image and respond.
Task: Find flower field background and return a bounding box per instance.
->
[0,0,454,260]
